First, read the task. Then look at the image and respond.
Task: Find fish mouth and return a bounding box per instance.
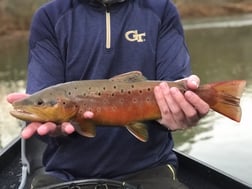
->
[10,109,43,122]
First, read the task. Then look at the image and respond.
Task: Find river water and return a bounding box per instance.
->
[0,33,27,148]
[173,15,252,186]
[0,16,252,186]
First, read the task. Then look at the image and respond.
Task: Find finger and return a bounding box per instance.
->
[186,75,200,90]
[21,122,41,139]
[61,122,75,134]
[185,91,210,116]
[154,83,171,119]
[171,87,198,125]
[6,93,29,104]
[154,83,175,129]
[164,86,186,125]
[37,122,57,136]
[160,84,185,125]
[83,111,94,119]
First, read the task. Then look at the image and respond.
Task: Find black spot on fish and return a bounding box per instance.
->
[139,90,143,94]
[128,91,131,94]
[131,85,135,88]
[113,85,117,89]
[121,89,124,93]
[68,92,72,96]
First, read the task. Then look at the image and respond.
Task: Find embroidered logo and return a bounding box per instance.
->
[125,30,146,42]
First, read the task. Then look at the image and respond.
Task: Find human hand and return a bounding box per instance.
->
[154,75,210,131]
[6,93,94,139]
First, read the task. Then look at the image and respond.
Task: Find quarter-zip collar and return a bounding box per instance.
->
[81,0,129,50]
[88,0,127,9]
[96,0,126,5]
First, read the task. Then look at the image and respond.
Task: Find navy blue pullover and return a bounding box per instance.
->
[26,0,191,181]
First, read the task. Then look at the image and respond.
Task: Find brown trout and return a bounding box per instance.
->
[10,71,246,142]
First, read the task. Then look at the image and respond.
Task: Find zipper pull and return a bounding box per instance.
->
[105,4,111,49]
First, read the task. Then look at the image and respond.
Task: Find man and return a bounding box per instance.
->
[7,0,209,188]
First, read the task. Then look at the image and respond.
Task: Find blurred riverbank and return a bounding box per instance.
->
[175,0,252,18]
[0,0,46,35]
[1,0,252,36]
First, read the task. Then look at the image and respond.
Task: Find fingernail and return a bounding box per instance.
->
[191,80,198,88]
[160,82,168,89]
[21,130,29,139]
[170,87,179,94]
[38,125,48,135]
[84,111,94,119]
[65,124,75,133]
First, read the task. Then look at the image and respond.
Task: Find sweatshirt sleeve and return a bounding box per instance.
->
[26,5,65,94]
[155,1,191,81]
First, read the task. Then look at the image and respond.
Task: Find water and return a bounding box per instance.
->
[0,33,27,148]
[183,14,252,30]
[173,17,252,186]
[0,18,252,186]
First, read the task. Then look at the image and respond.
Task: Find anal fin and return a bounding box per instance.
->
[126,122,149,142]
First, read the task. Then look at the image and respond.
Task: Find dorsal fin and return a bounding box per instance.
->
[109,71,147,83]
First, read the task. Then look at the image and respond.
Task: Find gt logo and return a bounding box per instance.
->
[125,30,146,42]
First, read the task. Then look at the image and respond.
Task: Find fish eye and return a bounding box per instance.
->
[36,99,44,106]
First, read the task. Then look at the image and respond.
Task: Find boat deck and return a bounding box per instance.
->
[0,138,251,189]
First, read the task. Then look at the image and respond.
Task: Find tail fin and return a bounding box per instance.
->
[197,80,246,122]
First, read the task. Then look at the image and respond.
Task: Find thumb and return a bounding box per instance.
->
[186,75,200,90]
[7,93,29,104]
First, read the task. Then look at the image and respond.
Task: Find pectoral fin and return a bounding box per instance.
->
[126,122,148,142]
[73,121,96,138]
